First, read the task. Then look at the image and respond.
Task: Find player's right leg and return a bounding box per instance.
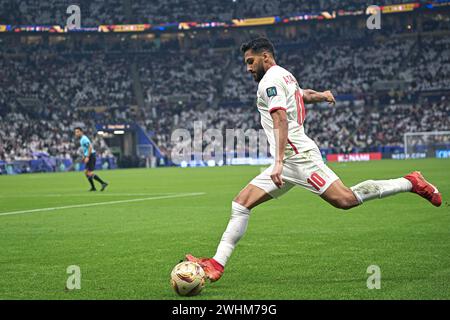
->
[320,179,360,210]
[321,172,442,209]
[92,171,108,191]
[286,147,441,209]
[403,171,441,206]
[187,167,293,282]
[87,155,108,191]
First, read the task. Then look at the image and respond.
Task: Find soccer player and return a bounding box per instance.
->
[186,37,442,282]
[74,127,108,192]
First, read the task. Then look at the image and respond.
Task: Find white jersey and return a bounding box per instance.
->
[257,65,318,159]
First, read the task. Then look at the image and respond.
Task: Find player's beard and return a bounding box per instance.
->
[254,63,265,82]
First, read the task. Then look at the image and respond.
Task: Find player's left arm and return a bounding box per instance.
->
[303,89,336,105]
[85,143,92,164]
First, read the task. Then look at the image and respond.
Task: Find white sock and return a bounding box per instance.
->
[213,201,250,267]
[350,178,412,204]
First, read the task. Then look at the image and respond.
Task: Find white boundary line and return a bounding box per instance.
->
[0,193,179,198]
[0,192,205,217]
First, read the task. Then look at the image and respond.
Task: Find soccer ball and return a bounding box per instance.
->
[171,261,206,296]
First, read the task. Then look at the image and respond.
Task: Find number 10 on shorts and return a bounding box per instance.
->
[307,173,326,191]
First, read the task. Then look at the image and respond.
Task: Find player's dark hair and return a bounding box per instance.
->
[240,37,276,59]
[74,127,83,132]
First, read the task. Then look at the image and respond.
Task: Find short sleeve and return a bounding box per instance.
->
[81,137,90,148]
[260,79,287,113]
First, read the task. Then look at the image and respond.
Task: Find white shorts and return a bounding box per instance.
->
[250,147,340,198]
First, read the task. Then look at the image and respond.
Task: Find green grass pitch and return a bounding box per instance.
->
[0,159,449,300]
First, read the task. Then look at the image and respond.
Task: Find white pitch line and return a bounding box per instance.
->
[0,192,205,217]
[0,193,179,198]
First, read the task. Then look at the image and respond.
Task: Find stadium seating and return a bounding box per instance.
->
[1,2,449,163]
[1,0,425,25]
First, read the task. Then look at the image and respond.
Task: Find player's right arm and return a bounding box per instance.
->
[270,109,288,189]
[303,89,336,105]
[260,77,288,189]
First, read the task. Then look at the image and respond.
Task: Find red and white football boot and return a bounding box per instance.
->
[186,254,224,282]
[404,171,442,207]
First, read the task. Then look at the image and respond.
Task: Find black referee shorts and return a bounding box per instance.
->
[86,154,96,171]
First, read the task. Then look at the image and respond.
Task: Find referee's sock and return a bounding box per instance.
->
[87,176,96,189]
[93,174,106,185]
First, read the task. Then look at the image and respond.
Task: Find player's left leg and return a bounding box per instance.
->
[85,170,96,191]
[187,167,294,282]
[210,184,273,267]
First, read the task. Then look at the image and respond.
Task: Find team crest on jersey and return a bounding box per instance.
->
[266,87,277,98]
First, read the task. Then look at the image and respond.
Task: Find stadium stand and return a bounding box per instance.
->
[1,1,449,168]
[1,0,428,25]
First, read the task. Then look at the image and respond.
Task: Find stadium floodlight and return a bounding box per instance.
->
[404,131,450,159]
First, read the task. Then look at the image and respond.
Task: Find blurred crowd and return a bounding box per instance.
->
[1,3,449,162]
[306,99,450,153]
[0,55,134,111]
[139,52,223,106]
[1,0,425,25]
[0,107,113,162]
[137,99,449,157]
